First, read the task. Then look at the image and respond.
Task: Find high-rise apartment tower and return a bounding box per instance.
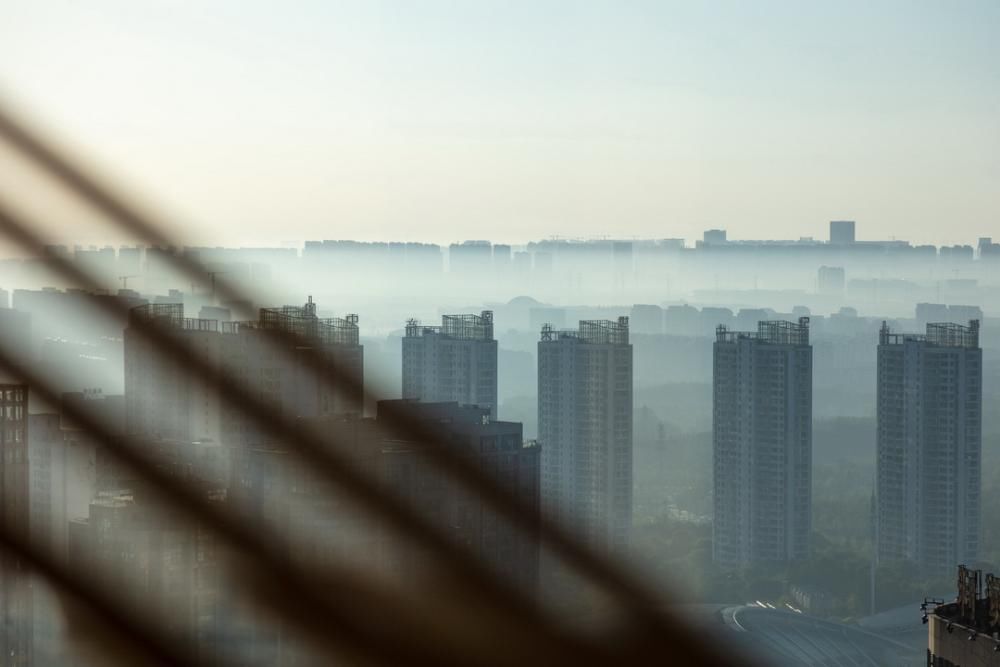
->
[538,318,632,552]
[402,311,497,418]
[876,320,981,575]
[713,318,812,567]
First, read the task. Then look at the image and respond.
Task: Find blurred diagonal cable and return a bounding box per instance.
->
[0,202,644,666]
[0,328,580,667]
[0,102,739,664]
[0,525,199,666]
[0,101,681,634]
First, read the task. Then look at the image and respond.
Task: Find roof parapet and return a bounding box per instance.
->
[715,317,810,346]
[540,317,629,345]
[879,319,979,348]
[405,310,494,340]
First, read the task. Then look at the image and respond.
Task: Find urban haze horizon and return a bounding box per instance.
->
[3,2,997,248]
[7,222,996,255]
[1,2,997,664]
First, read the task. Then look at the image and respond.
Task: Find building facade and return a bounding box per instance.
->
[376,400,540,593]
[817,265,845,293]
[926,566,997,667]
[222,298,363,446]
[230,400,540,594]
[0,383,30,666]
[125,298,363,446]
[402,311,497,418]
[713,318,812,567]
[27,393,114,563]
[876,320,981,575]
[538,318,633,553]
[829,220,856,244]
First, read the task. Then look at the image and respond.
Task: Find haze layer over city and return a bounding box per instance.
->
[0,2,998,666]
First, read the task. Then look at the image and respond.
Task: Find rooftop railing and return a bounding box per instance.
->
[715,317,810,346]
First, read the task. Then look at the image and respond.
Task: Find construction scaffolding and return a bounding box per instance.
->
[255,297,359,346]
[540,317,629,345]
[879,319,980,349]
[715,317,810,346]
[405,310,494,341]
[927,320,980,348]
[129,303,219,333]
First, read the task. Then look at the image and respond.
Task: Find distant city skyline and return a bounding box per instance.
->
[0,3,996,663]
[2,221,997,259]
[1,1,997,248]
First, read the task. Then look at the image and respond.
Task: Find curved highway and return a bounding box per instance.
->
[717,605,924,666]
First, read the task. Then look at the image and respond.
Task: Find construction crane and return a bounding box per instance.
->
[118,275,139,289]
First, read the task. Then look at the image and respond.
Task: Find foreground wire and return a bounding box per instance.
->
[0,203,649,665]
[3,100,688,635]
[0,527,201,666]
[0,103,739,664]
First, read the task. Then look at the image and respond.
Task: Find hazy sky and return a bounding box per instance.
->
[0,1,997,246]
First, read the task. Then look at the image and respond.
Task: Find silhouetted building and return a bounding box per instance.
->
[939,244,974,262]
[876,320,981,575]
[225,298,363,444]
[125,298,363,445]
[27,392,117,563]
[978,236,1000,260]
[28,391,122,664]
[377,401,540,593]
[27,413,61,553]
[713,318,812,567]
[125,303,224,442]
[223,402,539,662]
[449,240,492,275]
[0,308,30,360]
[612,241,633,282]
[64,434,231,663]
[702,229,728,246]
[69,483,223,664]
[663,304,699,336]
[493,244,512,272]
[0,383,30,665]
[538,318,633,552]
[233,400,539,593]
[829,220,856,244]
[403,311,497,418]
[817,266,845,293]
[512,251,532,275]
[926,565,997,667]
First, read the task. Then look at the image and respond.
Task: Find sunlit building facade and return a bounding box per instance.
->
[125,298,363,447]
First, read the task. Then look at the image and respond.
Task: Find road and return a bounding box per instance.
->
[716,605,925,666]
